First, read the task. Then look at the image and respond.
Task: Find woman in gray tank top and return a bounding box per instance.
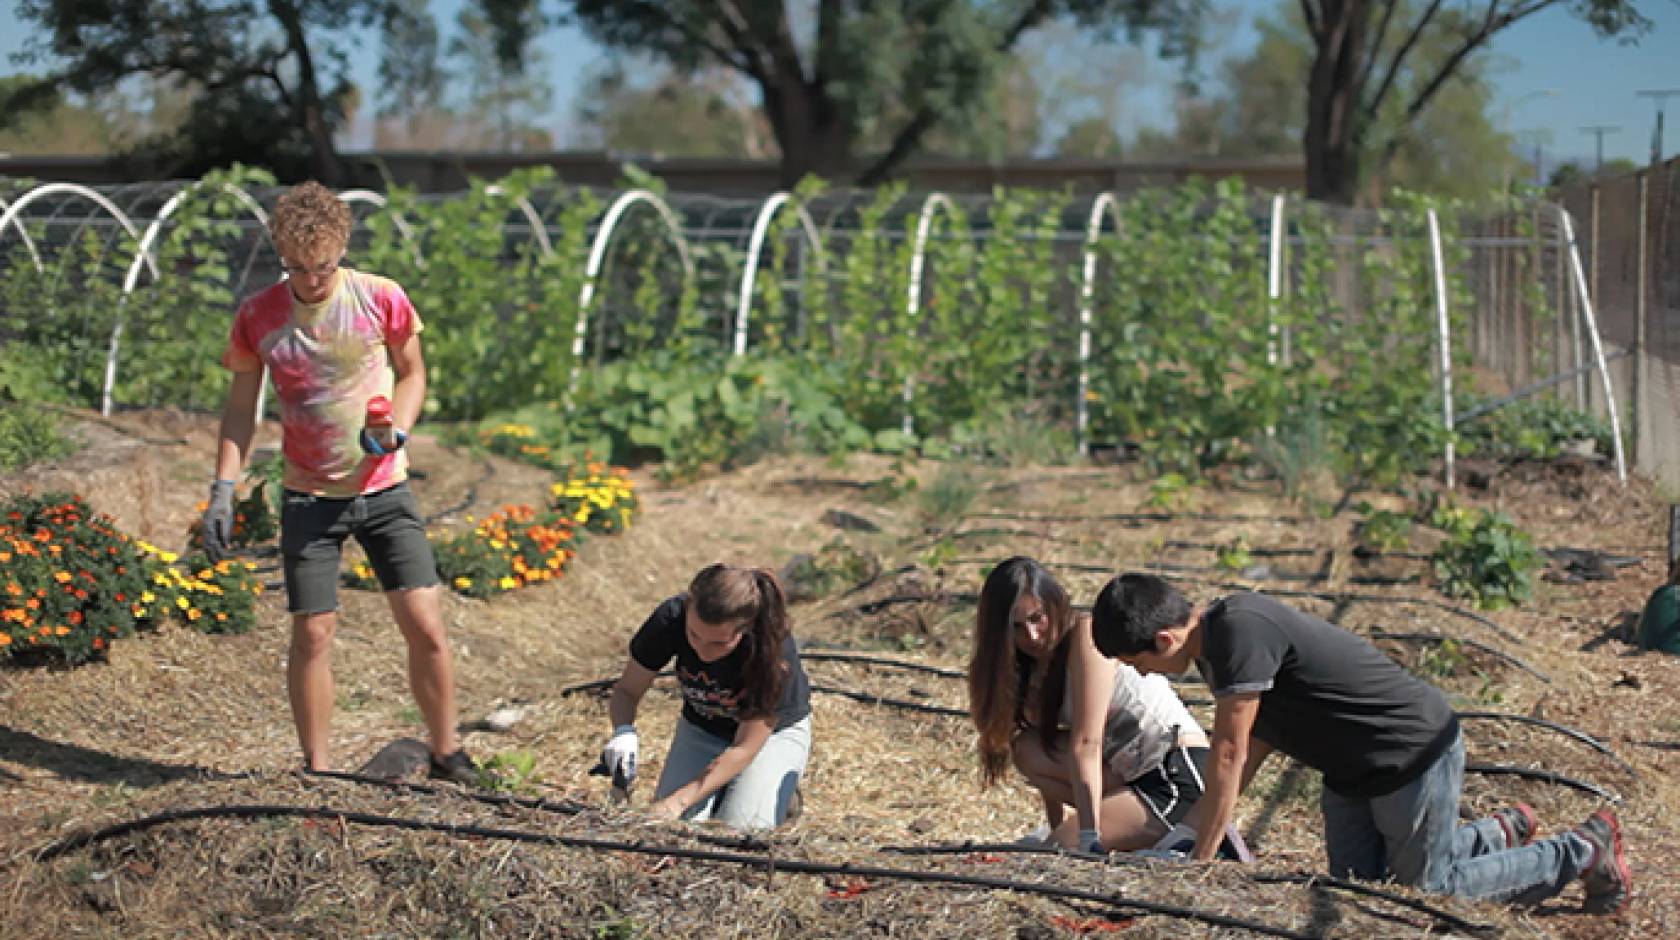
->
[967,556,1216,853]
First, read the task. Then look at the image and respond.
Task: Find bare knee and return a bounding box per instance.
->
[291,613,337,659]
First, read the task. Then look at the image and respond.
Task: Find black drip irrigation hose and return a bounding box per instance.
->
[824,592,979,620]
[806,683,968,718]
[1456,712,1637,778]
[31,803,1320,940]
[1367,632,1552,683]
[970,510,1314,526]
[419,456,497,526]
[1251,873,1498,937]
[880,842,1495,937]
[1464,763,1619,802]
[798,651,967,679]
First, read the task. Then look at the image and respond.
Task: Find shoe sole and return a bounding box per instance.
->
[1585,810,1632,915]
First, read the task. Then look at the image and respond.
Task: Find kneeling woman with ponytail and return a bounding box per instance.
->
[600,564,812,829]
[970,556,1232,855]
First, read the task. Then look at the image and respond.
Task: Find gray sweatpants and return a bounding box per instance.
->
[653,714,812,829]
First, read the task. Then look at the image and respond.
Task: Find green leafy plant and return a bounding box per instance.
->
[478,749,538,792]
[0,405,74,470]
[1354,503,1414,553]
[1147,473,1196,512]
[1216,536,1253,572]
[1458,394,1616,461]
[1431,507,1544,610]
[917,461,987,528]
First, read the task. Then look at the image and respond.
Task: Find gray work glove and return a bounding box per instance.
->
[202,479,236,562]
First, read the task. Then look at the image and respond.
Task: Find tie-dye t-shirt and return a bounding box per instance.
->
[221,268,422,497]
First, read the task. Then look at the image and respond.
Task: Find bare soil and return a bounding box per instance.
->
[2,406,1676,939]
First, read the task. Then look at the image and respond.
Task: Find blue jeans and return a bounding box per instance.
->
[653,715,812,829]
[1320,731,1592,904]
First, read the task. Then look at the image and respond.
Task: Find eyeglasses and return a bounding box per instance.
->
[280,259,341,278]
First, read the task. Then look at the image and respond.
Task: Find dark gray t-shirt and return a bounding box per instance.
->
[1197,592,1458,797]
[629,595,811,741]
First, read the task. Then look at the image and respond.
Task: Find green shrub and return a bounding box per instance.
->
[0,405,74,471]
[1431,506,1544,610]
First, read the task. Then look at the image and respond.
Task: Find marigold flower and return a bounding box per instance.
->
[454,577,472,589]
[0,633,11,646]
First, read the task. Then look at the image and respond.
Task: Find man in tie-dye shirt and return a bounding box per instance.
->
[202,181,478,784]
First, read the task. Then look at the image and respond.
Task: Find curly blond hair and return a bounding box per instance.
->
[270,181,352,260]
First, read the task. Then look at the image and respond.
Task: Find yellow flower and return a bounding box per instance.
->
[159,551,178,564]
[498,576,518,590]
[454,577,472,589]
[141,591,155,603]
[176,596,190,610]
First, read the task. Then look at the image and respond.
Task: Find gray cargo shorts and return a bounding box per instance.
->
[280,481,440,614]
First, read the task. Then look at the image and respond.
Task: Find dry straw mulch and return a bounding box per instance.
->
[3,408,1678,938]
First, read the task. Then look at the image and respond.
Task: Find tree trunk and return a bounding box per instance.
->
[1302,1,1371,204]
[271,0,345,185]
[761,73,854,187]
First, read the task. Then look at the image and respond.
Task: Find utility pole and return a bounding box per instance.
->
[1636,89,1680,165]
[1580,125,1621,172]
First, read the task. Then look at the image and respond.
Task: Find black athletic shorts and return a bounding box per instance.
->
[1129,745,1209,827]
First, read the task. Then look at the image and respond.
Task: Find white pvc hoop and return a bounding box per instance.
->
[0,183,160,283]
[1425,209,1457,489]
[1558,207,1628,484]
[0,196,45,272]
[485,184,553,257]
[1077,193,1125,456]
[731,192,825,357]
[338,189,423,261]
[1265,194,1287,367]
[569,189,695,398]
[902,193,959,436]
[103,182,273,416]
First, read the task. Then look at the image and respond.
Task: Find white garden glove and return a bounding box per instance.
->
[600,724,638,784]
[1153,822,1198,855]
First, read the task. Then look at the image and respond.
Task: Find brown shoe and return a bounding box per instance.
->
[1574,809,1631,914]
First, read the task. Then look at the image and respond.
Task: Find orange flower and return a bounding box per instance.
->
[92,638,104,650]
[68,610,83,625]
[4,583,19,596]
[53,571,72,584]
[54,626,69,636]
[25,598,38,610]
[0,633,10,646]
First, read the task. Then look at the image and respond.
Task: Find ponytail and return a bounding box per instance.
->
[687,563,790,719]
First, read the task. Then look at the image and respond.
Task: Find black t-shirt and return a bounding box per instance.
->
[1197,592,1459,797]
[628,594,812,741]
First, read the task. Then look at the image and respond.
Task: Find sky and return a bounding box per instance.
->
[2,0,1677,169]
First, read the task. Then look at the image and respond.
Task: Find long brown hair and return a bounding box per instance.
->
[689,563,790,719]
[967,556,1074,787]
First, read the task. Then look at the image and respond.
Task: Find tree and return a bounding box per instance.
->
[1127,2,1569,200]
[576,60,767,157]
[485,0,1203,186]
[0,76,124,155]
[1295,0,1650,203]
[14,0,444,182]
[447,6,555,150]
[1056,116,1125,157]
